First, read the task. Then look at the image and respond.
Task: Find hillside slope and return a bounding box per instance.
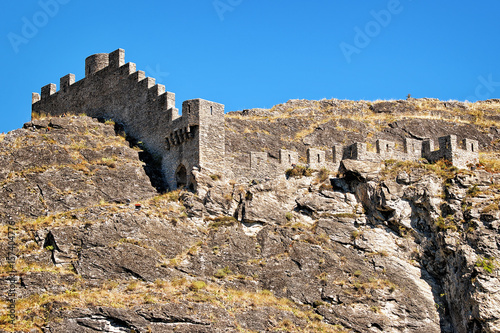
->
[0,99,499,332]
[226,98,500,169]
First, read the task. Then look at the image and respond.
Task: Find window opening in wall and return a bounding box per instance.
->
[471,144,475,152]
[317,154,320,163]
[188,105,191,114]
[386,144,389,151]
[210,106,213,115]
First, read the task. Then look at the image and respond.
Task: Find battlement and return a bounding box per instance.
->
[246,135,479,178]
[423,135,479,168]
[32,49,225,190]
[31,48,480,190]
[32,49,177,117]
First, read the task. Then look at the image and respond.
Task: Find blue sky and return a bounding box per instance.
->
[1,0,500,133]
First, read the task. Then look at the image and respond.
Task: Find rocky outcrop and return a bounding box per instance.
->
[1,113,500,332]
[0,117,156,222]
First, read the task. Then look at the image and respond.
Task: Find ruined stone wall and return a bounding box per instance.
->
[31,48,479,189]
[162,99,225,188]
[423,135,479,169]
[32,49,225,190]
[245,135,479,181]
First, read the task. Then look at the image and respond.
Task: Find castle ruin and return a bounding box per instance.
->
[32,49,225,190]
[32,49,480,189]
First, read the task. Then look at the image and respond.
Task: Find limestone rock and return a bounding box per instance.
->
[339,160,384,182]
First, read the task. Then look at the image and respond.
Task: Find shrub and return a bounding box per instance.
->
[189,280,206,291]
[99,157,117,168]
[317,168,330,183]
[476,257,496,274]
[467,185,481,197]
[285,212,293,221]
[207,216,237,229]
[214,266,232,279]
[435,216,458,232]
[285,165,313,178]
[210,174,221,181]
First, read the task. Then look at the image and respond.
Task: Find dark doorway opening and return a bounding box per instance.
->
[176,164,187,188]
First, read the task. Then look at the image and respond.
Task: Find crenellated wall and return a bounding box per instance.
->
[423,135,479,169]
[32,49,225,190]
[247,135,479,176]
[31,48,480,189]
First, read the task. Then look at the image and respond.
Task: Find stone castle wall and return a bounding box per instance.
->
[247,135,479,177]
[32,48,480,189]
[32,49,225,190]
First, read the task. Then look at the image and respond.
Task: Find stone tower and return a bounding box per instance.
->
[32,48,225,190]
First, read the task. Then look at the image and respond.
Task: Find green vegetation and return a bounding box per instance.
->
[467,185,481,197]
[214,266,232,279]
[435,216,458,232]
[206,216,238,229]
[189,280,207,291]
[476,257,496,274]
[383,159,458,181]
[210,174,222,181]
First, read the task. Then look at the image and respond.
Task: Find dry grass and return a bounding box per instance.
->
[31,111,48,120]
[0,279,346,332]
[381,159,459,180]
[226,99,500,136]
[478,152,500,173]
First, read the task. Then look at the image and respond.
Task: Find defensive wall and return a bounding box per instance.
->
[31,49,225,190]
[31,48,480,189]
[247,135,479,177]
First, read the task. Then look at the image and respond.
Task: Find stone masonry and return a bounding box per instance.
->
[246,135,479,180]
[32,49,479,189]
[32,49,225,190]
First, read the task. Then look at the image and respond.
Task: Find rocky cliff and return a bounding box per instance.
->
[1,99,500,332]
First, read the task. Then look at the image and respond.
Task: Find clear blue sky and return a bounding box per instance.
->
[1,0,500,133]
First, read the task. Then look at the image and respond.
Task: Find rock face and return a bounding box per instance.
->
[1,113,500,332]
[0,117,156,222]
